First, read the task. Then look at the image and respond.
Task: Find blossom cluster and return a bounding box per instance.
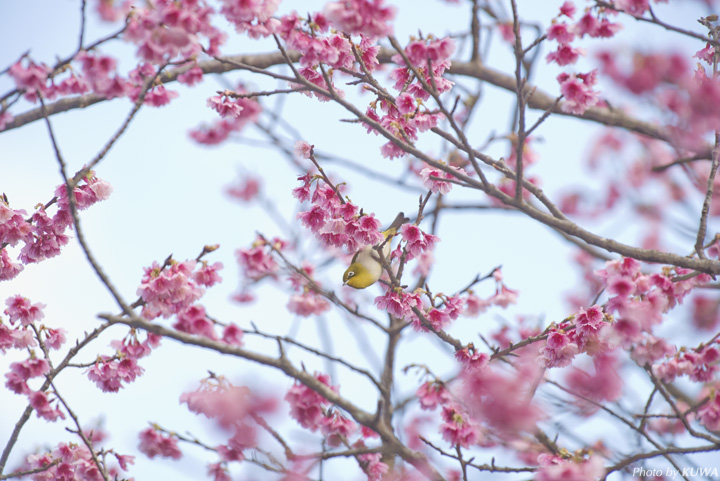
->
[0,173,112,280]
[543,2,620,114]
[294,168,383,253]
[461,351,545,437]
[235,235,282,282]
[599,42,720,148]
[137,258,222,319]
[138,427,183,459]
[652,344,719,384]
[175,376,278,473]
[463,269,519,316]
[285,373,355,446]
[3,296,67,422]
[86,330,162,393]
[7,50,180,112]
[190,86,262,145]
[284,372,388,477]
[125,0,224,63]
[374,268,518,332]
[18,439,134,481]
[361,36,455,159]
[135,254,244,346]
[414,376,482,449]
[538,304,608,368]
[600,258,709,343]
[286,262,331,317]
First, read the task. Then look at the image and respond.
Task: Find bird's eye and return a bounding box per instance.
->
[347,271,355,278]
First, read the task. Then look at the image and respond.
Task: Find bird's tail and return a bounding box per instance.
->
[383,212,410,237]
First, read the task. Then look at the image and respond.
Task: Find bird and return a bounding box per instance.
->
[343,212,409,289]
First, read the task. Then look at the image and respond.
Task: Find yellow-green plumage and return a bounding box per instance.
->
[342,213,409,289]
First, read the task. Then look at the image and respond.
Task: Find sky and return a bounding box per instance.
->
[1,1,717,480]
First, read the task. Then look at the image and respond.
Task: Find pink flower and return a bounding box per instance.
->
[400,224,440,259]
[222,323,244,346]
[44,328,67,350]
[374,290,420,320]
[416,381,451,410]
[455,347,489,371]
[227,423,257,451]
[698,393,720,431]
[124,2,222,62]
[546,44,584,66]
[111,331,160,360]
[440,405,479,448]
[18,210,69,264]
[207,95,244,118]
[559,1,576,18]
[9,357,50,380]
[324,0,396,38]
[207,463,232,481]
[285,373,336,431]
[29,390,65,422]
[462,359,545,434]
[539,329,579,368]
[87,356,144,392]
[593,18,622,38]
[177,66,204,86]
[294,141,313,159]
[320,411,356,446]
[189,91,262,145]
[358,452,389,481]
[497,22,515,43]
[651,345,720,383]
[547,23,575,44]
[565,353,623,411]
[575,12,598,37]
[615,0,650,16]
[0,325,36,352]
[425,307,451,330]
[5,371,30,395]
[174,305,218,340]
[192,261,223,287]
[490,285,518,308]
[574,305,606,341]
[419,165,464,194]
[287,292,331,317]
[53,172,113,217]
[180,378,274,428]
[298,206,328,232]
[226,175,260,202]
[137,260,205,319]
[96,0,132,22]
[695,44,715,65]
[558,70,599,114]
[630,335,675,365]
[9,60,50,93]
[691,295,720,331]
[143,85,178,107]
[0,203,33,246]
[396,92,417,114]
[138,427,182,459]
[293,173,313,202]
[219,0,280,34]
[464,293,490,316]
[4,295,45,326]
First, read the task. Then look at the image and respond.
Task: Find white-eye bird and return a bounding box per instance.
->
[343,212,409,289]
